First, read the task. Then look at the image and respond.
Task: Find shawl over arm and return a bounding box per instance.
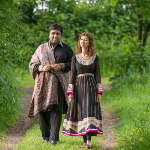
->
[29,46,41,80]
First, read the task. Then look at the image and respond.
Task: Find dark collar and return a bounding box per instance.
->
[49,41,63,49]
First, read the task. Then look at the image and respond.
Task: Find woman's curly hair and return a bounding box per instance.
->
[76,32,96,56]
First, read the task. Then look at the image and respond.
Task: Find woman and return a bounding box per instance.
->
[62,32,103,149]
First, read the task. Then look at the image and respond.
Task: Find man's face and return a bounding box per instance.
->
[49,29,61,45]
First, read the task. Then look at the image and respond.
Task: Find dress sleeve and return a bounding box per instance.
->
[67,56,77,95]
[94,56,103,94]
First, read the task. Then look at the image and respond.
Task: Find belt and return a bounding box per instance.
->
[77,73,93,77]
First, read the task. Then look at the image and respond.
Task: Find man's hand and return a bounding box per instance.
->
[69,94,74,103]
[96,94,101,102]
[51,64,61,71]
[42,65,52,72]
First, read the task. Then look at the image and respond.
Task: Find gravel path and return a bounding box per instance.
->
[0,85,119,150]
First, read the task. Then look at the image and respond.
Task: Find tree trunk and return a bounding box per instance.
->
[142,21,150,47]
[136,10,143,42]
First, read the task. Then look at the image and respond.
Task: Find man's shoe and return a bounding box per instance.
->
[43,140,49,143]
[51,140,58,146]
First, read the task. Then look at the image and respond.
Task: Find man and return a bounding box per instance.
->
[28,23,74,145]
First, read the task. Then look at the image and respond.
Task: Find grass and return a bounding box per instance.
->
[102,73,150,150]
[17,115,104,150]
[15,69,35,89]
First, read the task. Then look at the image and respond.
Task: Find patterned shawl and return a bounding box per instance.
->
[28,42,69,117]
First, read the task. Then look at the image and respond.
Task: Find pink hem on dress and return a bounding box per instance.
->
[67,92,74,96]
[97,91,103,94]
[62,129,103,136]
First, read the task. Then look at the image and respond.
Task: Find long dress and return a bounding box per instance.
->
[62,54,103,136]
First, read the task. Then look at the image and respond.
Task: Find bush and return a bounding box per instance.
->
[0,66,22,136]
[112,37,150,79]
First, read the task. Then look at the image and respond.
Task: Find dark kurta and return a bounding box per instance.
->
[62,54,103,136]
[45,42,73,113]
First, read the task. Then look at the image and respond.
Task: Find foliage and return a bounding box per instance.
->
[0,0,34,68]
[103,73,150,150]
[0,0,35,135]
[112,36,150,78]
[0,66,21,136]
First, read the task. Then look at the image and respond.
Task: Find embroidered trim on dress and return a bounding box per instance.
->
[62,129,103,136]
[97,83,103,93]
[76,54,96,65]
[63,117,102,132]
[67,84,74,94]
[77,73,93,77]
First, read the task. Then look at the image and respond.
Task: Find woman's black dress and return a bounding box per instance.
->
[62,54,103,136]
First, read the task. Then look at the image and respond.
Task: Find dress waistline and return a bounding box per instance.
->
[77,73,93,77]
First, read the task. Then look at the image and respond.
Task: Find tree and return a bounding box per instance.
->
[110,0,150,47]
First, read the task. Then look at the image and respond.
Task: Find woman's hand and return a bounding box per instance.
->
[96,94,101,102]
[69,94,74,103]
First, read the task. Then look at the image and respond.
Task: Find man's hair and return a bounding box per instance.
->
[49,23,63,34]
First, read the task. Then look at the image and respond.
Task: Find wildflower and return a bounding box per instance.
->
[131,147,133,149]
[136,133,139,135]
[133,129,135,132]
[139,138,143,142]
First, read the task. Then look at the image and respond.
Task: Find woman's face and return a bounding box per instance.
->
[80,36,89,48]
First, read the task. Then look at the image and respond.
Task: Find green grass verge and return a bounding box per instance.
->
[102,73,150,150]
[15,69,35,89]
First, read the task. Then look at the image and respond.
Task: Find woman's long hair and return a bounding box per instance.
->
[76,32,96,56]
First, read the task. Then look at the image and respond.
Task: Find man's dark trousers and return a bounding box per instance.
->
[38,111,62,142]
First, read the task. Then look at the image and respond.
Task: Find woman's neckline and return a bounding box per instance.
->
[80,53,91,60]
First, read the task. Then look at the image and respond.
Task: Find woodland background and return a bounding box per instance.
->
[0,0,150,149]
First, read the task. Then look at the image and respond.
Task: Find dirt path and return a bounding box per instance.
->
[0,85,119,150]
[99,84,119,150]
[100,107,119,149]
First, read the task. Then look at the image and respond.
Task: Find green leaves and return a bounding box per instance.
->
[13,0,18,2]
[110,0,118,7]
